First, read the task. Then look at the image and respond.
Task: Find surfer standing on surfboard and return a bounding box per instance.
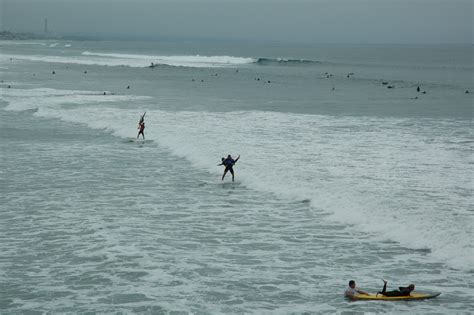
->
[137,112,146,139]
[219,154,240,182]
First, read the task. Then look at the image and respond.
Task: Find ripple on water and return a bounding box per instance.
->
[1,112,472,313]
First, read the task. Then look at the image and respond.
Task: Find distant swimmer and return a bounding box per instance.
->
[137,112,146,139]
[466,90,470,94]
[377,279,415,297]
[149,62,155,68]
[344,280,369,299]
[417,86,420,92]
[219,154,240,182]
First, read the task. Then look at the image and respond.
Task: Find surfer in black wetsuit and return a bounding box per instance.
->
[137,112,146,139]
[377,279,415,297]
[219,154,240,182]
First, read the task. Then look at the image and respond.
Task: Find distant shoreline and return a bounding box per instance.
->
[0,31,61,40]
[1,31,471,46]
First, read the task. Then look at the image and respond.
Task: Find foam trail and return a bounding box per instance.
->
[149,110,474,272]
[1,87,472,272]
[0,54,151,68]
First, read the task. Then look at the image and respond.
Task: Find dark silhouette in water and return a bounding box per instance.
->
[137,112,146,139]
[219,155,240,182]
[378,280,415,297]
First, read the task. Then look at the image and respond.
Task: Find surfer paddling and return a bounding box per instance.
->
[137,112,146,139]
[219,154,240,182]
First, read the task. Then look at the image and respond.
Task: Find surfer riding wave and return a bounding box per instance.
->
[219,154,240,182]
[137,112,146,139]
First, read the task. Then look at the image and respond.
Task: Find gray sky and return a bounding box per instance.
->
[1,0,472,44]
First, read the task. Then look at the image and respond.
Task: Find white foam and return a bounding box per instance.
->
[0,51,256,68]
[136,109,474,272]
[1,86,472,272]
[82,51,256,68]
[1,87,151,115]
[0,53,145,68]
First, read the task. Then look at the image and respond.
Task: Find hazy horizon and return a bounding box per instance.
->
[1,0,473,44]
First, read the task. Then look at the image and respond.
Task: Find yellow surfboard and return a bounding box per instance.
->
[353,292,440,301]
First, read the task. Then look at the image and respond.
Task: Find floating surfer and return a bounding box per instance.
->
[219,154,240,182]
[137,112,146,139]
[345,279,439,301]
[377,279,414,297]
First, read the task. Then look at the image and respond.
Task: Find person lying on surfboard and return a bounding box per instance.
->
[137,112,146,139]
[344,280,369,298]
[219,154,240,182]
[377,279,415,297]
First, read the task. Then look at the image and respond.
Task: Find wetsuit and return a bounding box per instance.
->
[137,122,145,139]
[378,283,412,297]
[221,156,239,181]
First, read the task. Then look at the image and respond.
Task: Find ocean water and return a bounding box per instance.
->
[0,40,473,314]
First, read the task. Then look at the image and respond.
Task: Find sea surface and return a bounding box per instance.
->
[0,40,473,314]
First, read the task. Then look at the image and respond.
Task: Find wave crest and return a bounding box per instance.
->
[256,57,321,66]
[82,51,256,68]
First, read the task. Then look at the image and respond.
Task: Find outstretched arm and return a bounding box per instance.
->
[356,288,369,295]
[234,155,240,163]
